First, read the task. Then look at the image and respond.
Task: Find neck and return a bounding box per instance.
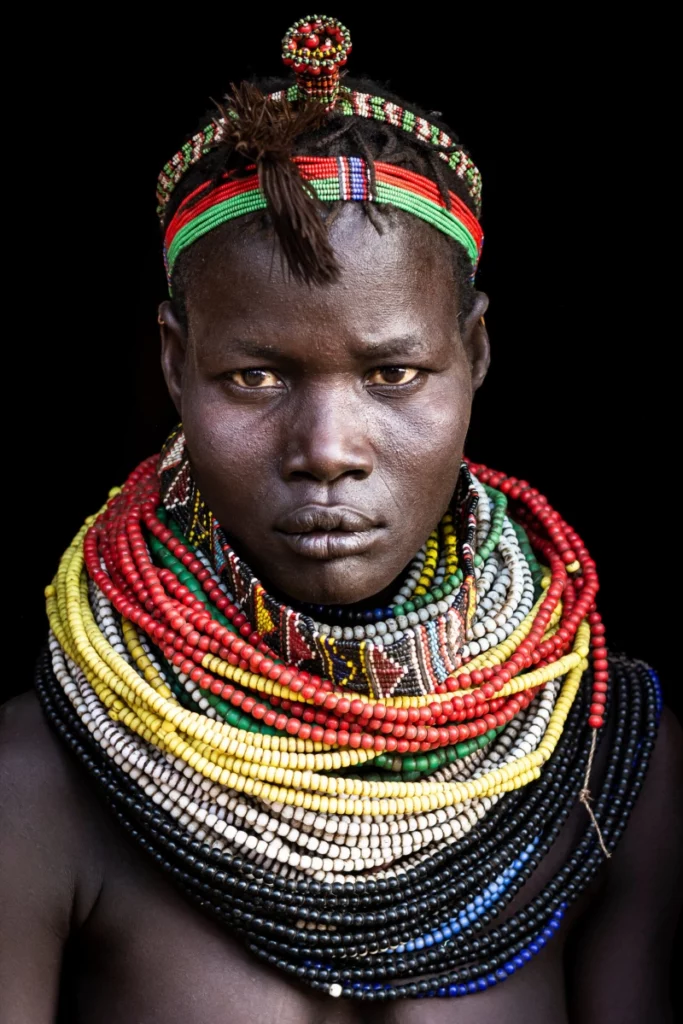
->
[157,428,486,699]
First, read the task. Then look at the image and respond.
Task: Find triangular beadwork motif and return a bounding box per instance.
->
[157,428,477,697]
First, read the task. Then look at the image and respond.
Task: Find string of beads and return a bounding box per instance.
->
[163,159,483,290]
[156,87,483,220]
[35,438,658,1000]
[36,642,659,999]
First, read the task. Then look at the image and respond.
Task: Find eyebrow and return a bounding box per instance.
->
[357,335,427,360]
[221,339,286,359]
[219,335,429,361]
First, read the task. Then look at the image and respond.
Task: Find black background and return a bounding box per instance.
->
[6,8,677,720]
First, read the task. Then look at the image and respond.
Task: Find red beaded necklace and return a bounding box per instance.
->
[82,448,606,761]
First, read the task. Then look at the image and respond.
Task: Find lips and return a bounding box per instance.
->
[274,505,382,560]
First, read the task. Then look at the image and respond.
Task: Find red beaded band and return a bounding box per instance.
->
[163,158,484,288]
[164,158,483,254]
[82,456,606,754]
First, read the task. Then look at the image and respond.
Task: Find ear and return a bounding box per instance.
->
[159,301,187,416]
[461,291,490,392]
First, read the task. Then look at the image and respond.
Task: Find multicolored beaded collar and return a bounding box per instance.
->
[156,14,484,292]
[158,427,480,699]
[38,430,660,1001]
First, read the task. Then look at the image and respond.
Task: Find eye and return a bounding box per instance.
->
[365,366,421,386]
[227,369,284,389]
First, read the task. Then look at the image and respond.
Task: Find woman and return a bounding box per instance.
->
[1,14,680,1023]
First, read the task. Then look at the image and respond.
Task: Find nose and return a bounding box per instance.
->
[281,382,374,484]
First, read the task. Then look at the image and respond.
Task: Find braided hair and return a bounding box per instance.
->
[164,76,480,329]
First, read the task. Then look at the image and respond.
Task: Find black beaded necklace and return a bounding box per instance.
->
[35,650,658,1001]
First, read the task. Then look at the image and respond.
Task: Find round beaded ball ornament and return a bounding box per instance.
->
[281,14,351,107]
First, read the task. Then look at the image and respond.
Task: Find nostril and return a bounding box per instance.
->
[287,467,369,483]
[288,470,321,483]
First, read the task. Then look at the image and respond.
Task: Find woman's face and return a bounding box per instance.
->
[161,206,489,605]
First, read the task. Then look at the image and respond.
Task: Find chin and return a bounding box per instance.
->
[270,558,389,606]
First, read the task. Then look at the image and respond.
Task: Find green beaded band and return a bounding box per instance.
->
[392,488,508,617]
[164,162,483,291]
[345,725,505,782]
[315,177,480,262]
[165,192,268,282]
[150,513,281,735]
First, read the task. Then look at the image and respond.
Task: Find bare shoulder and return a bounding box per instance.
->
[561,708,681,1023]
[607,705,683,886]
[1,690,87,823]
[0,690,104,923]
[2,689,73,771]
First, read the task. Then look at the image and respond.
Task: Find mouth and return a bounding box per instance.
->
[274,505,383,561]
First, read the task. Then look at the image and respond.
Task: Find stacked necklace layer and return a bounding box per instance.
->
[37,437,659,1001]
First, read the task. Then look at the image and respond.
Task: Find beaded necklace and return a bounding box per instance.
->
[36,15,659,999]
[35,427,659,1000]
[158,428,484,698]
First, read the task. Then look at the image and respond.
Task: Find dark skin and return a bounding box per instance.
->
[1,207,681,1024]
[164,210,489,607]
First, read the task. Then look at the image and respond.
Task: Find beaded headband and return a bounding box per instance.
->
[157,14,483,291]
[164,157,484,288]
[156,81,483,219]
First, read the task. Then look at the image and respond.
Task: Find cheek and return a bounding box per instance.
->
[180,366,473,531]
[380,375,472,521]
[180,378,279,510]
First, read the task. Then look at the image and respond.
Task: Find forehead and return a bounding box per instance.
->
[183,205,459,350]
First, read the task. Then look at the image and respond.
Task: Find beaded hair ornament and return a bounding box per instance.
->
[157,14,484,292]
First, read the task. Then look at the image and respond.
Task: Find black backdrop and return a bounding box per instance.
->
[7,8,677,720]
